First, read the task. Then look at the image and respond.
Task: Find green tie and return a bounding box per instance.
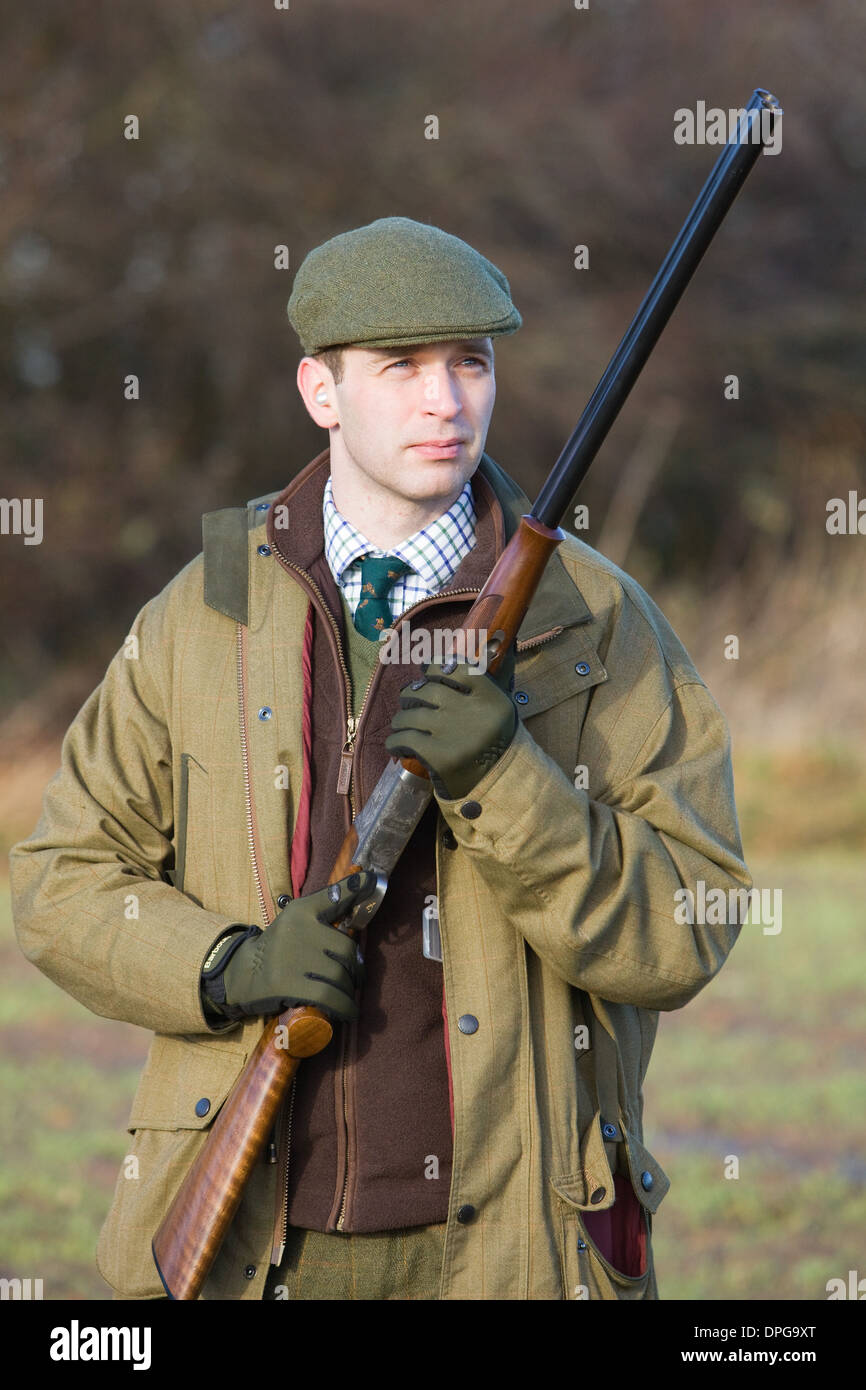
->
[352,555,413,639]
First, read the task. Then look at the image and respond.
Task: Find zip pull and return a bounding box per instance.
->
[336,715,357,795]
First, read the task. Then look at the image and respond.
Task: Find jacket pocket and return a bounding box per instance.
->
[550,1112,667,1299]
[514,629,607,777]
[96,1036,248,1298]
[514,628,607,721]
[126,1034,247,1132]
[556,1194,656,1301]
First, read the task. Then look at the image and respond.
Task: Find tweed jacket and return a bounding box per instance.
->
[8,450,751,1300]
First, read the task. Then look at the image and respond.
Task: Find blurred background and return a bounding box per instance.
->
[1,0,863,1299]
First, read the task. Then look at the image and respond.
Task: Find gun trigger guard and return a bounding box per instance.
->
[343,870,388,931]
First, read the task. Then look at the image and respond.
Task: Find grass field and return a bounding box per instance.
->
[645,850,866,1300]
[0,841,863,1301]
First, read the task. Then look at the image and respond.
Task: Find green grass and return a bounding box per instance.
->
[0,883,150,1299]
[0,849,863,1301]
[644,850,866,1300]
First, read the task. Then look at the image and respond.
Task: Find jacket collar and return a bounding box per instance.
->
[203,448,592,640]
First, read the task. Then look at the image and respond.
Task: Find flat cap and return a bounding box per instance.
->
[286,216,522,355]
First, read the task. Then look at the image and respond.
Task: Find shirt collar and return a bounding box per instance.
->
[322,475,477,592]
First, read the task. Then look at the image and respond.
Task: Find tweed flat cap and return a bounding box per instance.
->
[286,216,522,355]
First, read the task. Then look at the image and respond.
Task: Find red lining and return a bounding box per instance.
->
[289,603,315,899]
[581,1173,647,1277]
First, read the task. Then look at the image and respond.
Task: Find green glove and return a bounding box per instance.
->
[385,652,518,801]
[201,871,378,1023]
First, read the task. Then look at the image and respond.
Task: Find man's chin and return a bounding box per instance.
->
[399,448,479,489]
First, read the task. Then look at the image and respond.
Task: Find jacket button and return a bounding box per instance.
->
[457,1204,476,1224]
[458,1014,479,1034]
[244,1264,256,1279]
[194,1098,211,1118]
[277,894,290,908]
[257,545,271,556]
[602,1122,618,1140]
[575,661,591,676]
[513,690,529,705]
[258,707,273,721]
[441,827,458,850]
[577,1238,587,1251]
[256,502,270,511]
[641,1171,654,1191]
[590,1187,606,1204]
[460,801,482,819]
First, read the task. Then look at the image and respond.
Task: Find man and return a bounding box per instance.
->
[9,216,750,1301]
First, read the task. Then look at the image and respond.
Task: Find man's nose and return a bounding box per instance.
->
[421,369,463,416]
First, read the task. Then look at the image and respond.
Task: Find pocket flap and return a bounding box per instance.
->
[550,1110,616,1211]
[514,629,607,721]
[127,1035,248,1133]
[619,1124,671,1214]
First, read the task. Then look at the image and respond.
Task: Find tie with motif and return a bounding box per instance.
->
[352,555,413,639]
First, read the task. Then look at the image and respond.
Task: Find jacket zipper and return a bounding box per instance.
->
[265,547,565,1243]
[268,554,372,815]
[269,552,483,813]
[271,1074,297,1266]
[518,625,564,651]
[335,1026,351,1231]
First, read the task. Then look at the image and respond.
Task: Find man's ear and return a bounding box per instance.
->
[297,357,338,427]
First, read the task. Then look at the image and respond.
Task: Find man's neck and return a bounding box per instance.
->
[329,455,468,550]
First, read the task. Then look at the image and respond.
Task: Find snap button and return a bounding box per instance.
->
[277,894,290,909]
[641,1170,654,1191]
[243,1264,256,1279]
[460,801,482,819]
[441,827,458,850]
[256,502,270,511]
[458,1014,479,1034]
[258,707,273,721]
[194,1098,211,1118]
[590,1187,606,1204]
[577,1238,587,1251]
[257,544,271,556]
[513,690,529,705]
[457,1204,476,1224]
[602,1123,618,1140]
[575,662,591,676]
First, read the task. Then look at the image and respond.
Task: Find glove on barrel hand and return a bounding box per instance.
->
[385,647,518,802]
[201,870,378,1024]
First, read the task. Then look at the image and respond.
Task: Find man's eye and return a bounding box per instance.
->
[386,359,412,370]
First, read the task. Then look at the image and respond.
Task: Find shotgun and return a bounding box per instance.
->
[152,88,782,1299]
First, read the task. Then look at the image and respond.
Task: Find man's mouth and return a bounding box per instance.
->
[409,438,467,457]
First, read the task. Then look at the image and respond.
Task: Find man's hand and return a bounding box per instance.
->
[201,871,378,1023]
[385,649,518,801]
